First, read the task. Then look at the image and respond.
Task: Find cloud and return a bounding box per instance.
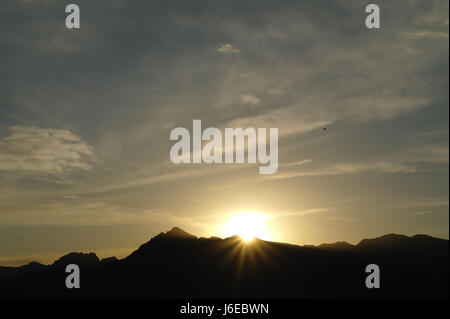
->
[227,95,430,137]
[241,72,257,78]
[269,208,331,218]
[272,138,448,180]
[280,159,313,167]
[406,145,449,164]
[401,199,449,218]
[228,105,334,137]
[0,126,95,175]
[0,0,447,237]
[405,211,435,217]
[272,161,417,180]
[267,88,284,95]
[239,94,260,106]
[394,199,449,209]
[217,43,241,54]
[402,31,449,39]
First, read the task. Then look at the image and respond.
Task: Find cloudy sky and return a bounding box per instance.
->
[0,0,448,265]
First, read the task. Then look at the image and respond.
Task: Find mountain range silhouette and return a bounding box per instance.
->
[0,228,448,298]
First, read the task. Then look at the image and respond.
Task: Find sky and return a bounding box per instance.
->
[0,0,448,266]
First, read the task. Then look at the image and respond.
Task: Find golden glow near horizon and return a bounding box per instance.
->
[222,212,271,242]
[0,1,448,266]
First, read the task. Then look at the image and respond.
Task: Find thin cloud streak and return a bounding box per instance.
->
[0,126,95,175]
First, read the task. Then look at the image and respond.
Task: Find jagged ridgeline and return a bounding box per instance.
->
[0,228,448,298]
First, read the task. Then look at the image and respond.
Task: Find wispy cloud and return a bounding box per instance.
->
[405,145,449,164]
[394,199,449,209]
[0,126,95,175]
[402,31,449,39]
[217,43,241,54]
[405,211,436,217]
[268,208,331,218]
[280,159,313,167]
[241,72,257,79]
[227,96,430,138]
[239,94,260,106]
[271,161,417,180]
[228,106,333,137]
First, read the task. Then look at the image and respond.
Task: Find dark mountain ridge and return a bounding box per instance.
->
[0,228,448,299]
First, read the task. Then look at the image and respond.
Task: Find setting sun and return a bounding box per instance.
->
[222,212,271,242]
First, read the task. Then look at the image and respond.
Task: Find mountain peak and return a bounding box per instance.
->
[165,227,197,239]
[357,233,410,248]
[52,252,99,267]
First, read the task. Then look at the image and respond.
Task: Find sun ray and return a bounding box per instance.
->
[222,212,271,242]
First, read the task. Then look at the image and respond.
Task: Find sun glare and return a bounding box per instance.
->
[222,212,271,242]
